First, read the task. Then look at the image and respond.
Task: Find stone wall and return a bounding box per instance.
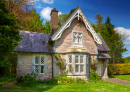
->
[55,18,97,54]
[17,53,52,80]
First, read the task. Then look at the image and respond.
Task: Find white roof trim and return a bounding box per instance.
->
[51,6,102,45]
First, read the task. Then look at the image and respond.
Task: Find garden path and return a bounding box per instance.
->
[103,78,130,86]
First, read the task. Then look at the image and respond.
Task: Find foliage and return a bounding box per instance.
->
[43,21,50,33]
[17,72,37,86]
[108,63,130,75]
[0,0,21,76]
[89,60,101,82]
[58,14,69,27]
[38,76,86,85]
[90,60,97,74]
[0,75,15,86]
[5,0,50,33]
[55,53,71,76]
[75,77,86,84]
[88,72,101,82]
[93,14,127,64]
[122,56,130,63]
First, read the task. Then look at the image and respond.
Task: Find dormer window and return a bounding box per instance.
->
[73,32,82,44]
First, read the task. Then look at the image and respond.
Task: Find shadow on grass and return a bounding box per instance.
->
[108,75,116,78]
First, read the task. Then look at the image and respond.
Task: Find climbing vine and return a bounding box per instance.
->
[55,53,73,76]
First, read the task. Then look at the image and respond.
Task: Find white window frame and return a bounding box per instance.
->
[34,56,45,74]
[66,54,87,75]
[72,31,83,44]
[68,55,73,73]
[75,54,85,74]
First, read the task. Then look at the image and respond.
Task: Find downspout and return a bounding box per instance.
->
[50,53,53,79]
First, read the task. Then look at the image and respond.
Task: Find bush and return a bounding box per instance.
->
[17,72,37,86]
[38,76,86,85]
[88,72,101,82]
[108,63,130,75]
[75,77,86,84]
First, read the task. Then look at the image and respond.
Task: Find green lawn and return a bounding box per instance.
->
[112,75,130,81]
[0,81,130,92]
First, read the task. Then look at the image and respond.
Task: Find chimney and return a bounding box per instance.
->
[50,8,59,35]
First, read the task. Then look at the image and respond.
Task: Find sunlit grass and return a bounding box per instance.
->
[113,75,130,81]
[0,81,130,92]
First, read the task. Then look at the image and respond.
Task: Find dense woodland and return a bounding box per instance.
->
[0,0,128,76]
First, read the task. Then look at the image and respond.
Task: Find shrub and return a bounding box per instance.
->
[108,63,130,75]
[88,72,101,82]
[75,77,86,84]
[38,76,86,85]
[17,72,37,86]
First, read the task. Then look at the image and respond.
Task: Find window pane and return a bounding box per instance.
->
[41,56,44,64]
[35,56,39,64]
[41,66,44,73]
[74,37,77,43]
[80,65,84,73]
[68,55,72,63]
[73,32,78,43]
[35,66,39,74]
[68,64,72,73]
[75,56,79,63]
[75,65,79,73]
[80,56,83,63]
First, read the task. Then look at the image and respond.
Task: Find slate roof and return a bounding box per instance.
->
[14,31,51,53]
[97,34,110,52]
[97,53,111,59]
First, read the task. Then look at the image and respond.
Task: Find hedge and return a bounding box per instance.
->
[108,63,130,75]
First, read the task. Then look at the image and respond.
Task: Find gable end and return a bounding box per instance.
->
[51,6,102,45]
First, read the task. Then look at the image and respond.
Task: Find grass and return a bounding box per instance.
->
[0,81,130,92]
[0,76,15,86]
[0,75,130,92]
[111,75,130,81]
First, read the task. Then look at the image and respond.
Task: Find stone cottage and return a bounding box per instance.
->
[14,6,111,80]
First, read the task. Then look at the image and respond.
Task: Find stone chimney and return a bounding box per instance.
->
[50,8,59,35]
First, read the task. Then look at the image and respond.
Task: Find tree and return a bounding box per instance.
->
[0,0,21,75]
[103,16,127,64]
[19,8,46,33]
[94,15,127,64]
[92,14,104,33]
[43,21,50,33]
[58,13,69,27]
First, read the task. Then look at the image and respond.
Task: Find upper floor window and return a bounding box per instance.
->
[73,32,82,44]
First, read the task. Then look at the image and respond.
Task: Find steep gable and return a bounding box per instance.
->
[51,6,102,45]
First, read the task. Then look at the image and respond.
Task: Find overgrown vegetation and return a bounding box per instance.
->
[37,76,86,85]
[17,72,37,86]
[0,75,15,86]
[54,53,73,76]
[89,60,101,82]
